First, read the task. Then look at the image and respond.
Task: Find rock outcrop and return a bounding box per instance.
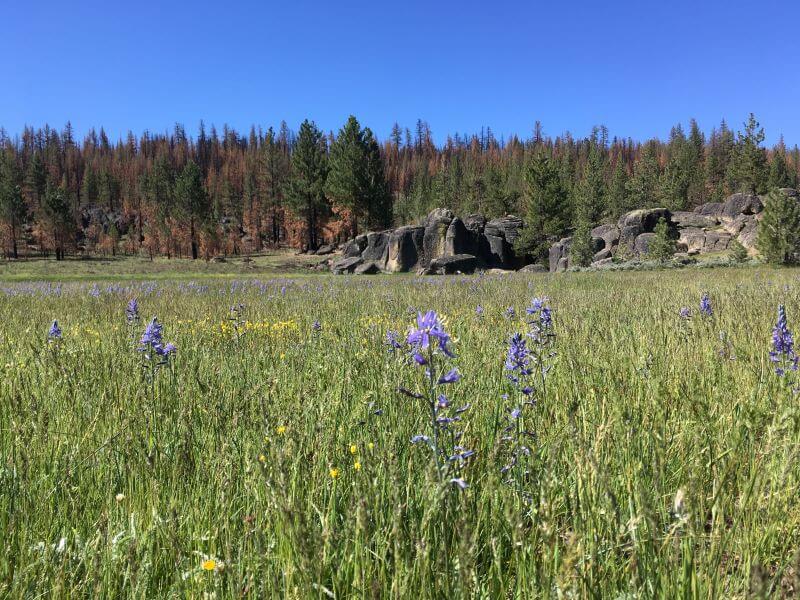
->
[546,190,792,271]
[334,208,526,274]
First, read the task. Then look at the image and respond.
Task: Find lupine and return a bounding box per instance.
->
[402,310,472,489]
[699,293,712,317]
[770,304,798,376]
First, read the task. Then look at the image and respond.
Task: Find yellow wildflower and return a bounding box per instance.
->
[349,444,357,455]
[367,442,374,451]
[354,461,361,471]
[258,454,266,463]
[329,468,340,479]
[202,559,216,571]
[276,425,287,435]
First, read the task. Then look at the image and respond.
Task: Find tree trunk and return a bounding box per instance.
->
[191,218,198,260]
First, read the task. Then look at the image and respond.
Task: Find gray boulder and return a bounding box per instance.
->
[694,202,724,218]
[427,254,477,275]
[721,193,762,221]
[485,215,524,245]
[343,235,367,258]
[445,217,471,256]
[517,263,548,273]
[592,247,613,262]
[591,224,620,247]
[385,226,424,272]
[678,228,706,254]
[549,237,572,272]
[463,214,487,233]
[361,232,389,264]
[422,209,454,266]
[672,211,717,229]
[484,234,510,269]
[331,256,363,274]
[704,231,732,253]
[315,244,335,255]
[633,232,657,256]
[617,208,671,232]
[737,219,759,249]
[354,261,382,275]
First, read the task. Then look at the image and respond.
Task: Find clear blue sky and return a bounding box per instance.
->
[2,0,798,145]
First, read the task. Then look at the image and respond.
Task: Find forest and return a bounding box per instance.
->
[0,114,797,263]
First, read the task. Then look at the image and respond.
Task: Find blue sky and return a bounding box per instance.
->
[2,0,798,145]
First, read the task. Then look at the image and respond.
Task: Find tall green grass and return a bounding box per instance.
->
[2,267,800,598]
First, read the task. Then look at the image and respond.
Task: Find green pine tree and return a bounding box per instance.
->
[757,189,800,264]
[0,148,26,258]
[606,156,631,220]
[285,120,329,251]
[175,160,209,259]
[768,142,792,189]
[626,142,661,209]
[647,217,676,261]
[515,151,570,263]
[728,113,768,194]
[363,127,392,229]
[325,116,367,237]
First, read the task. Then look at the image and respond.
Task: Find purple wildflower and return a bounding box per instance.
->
[438,368,460,385]
[126,298,140,324]
[385,330,403,352]
[139,317,175,358]
[700,293,712,317]
[679,307,691,319]
[770,304,798,376]
[312,320,321,332]
[407,310,454,357]
[475,305,484,317]
[505,306,516,319]
[48,320,62,341]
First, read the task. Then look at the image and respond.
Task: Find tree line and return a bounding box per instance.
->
[0,113,797,262]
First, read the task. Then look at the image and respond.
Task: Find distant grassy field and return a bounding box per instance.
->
[3,265,800,597]
[0,251,329,281]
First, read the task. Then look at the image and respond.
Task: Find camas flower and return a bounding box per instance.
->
[679,307,691,319]
[700,293,712,317]
[770,304,798,376]
[407,311,453,357]
[126,298,140,324]
[48,320,62,341]
[139,317,176,357]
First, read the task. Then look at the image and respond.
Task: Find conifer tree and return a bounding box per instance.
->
[626,142,661,209]
[515,151,570,263]
[175,160,208,259]
[0,149,26,258]
[326,116,367,237]
[728,113,768,194]
[285,120,329,251]
[606,156,630,220]
[648,217,676,261]
[757,189,800,264]
[769,142,793,189]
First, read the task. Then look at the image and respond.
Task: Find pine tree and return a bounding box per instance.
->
[606,155,630,220]
[285,120,329,251]
[363,127,392,229]
[626,142,661,209]
[768,142,792,190]
[174,160,209,259]
[0,148,26,258]
[648,217,676,260]
[728,113,768,194]
[325,116,367,237]
[515,151,570,263]
[757,189,800,264]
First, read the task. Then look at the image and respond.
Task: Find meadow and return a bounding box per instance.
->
[2,265,800,598]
